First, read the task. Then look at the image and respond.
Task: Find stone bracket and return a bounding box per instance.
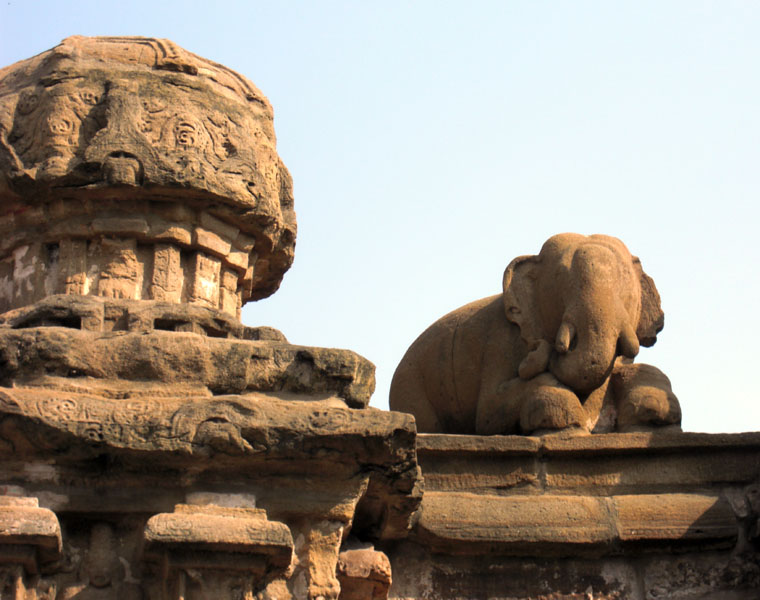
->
[0,494,62,574]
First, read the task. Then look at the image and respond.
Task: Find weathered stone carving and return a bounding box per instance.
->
[56,522,142,599]
[0,36,296,314]
[390,233,682,435]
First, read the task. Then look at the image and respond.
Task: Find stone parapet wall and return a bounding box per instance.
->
[387,432,760,599]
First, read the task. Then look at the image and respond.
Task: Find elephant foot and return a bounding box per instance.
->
[612,363,681,432]
[519,373,588,435]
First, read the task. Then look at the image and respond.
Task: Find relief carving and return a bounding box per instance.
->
[0,36,296,309]
[56,523,142,600]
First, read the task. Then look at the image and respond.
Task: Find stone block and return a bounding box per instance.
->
[233,232,256,252]
[227,246,250,270]
[144,504,293,564]
[92,217,149,236]
[148,218,193,245]
[543,432,760,494]
[416,492,615,554]
[10,244,47,309]
[189,252,221,307]
[219,268,241,316]
[418,453,539,493]
[47,217,91,238]
[144,505,293,597]
[194,226,232,257]
[200,212,239,241]
[92,238,143,300]
[613,493,737,545]
[0,257,14,314]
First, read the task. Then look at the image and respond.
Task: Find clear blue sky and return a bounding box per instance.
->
[2,1,758,433]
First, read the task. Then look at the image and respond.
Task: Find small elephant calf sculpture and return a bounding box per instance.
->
[390,234,681,435]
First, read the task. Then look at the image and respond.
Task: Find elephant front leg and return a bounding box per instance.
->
[476,373,588,435]
[611,363,682,432]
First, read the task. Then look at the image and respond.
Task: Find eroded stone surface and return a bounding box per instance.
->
[337,541,392,600]
[388,543,641,600]
[0,318,375,409]
[0,36,296,311]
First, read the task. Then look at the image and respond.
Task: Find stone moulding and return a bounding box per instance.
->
[417,491,737,556]
[385,431,760,598]
[0,386,422,540]
[0,197,272,316]
[0,388,422,597]
[410,431,760,556]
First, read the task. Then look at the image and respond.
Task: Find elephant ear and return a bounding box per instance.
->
[633,257,664,347]
[503,254,551,379]
[503,254,543,342]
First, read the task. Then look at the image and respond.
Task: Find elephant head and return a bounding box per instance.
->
[502,233,663,396]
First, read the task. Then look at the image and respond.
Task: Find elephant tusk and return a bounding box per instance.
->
[555,321,575,354]
[618,321,640,358]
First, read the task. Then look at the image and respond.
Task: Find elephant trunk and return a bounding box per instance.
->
[547,245,641,395]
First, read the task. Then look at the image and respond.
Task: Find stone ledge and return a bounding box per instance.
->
[0,309,375,407]
[418,431,760,455]
[417,431,760,495]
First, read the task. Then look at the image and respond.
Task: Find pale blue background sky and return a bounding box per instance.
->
[2,2,758,433]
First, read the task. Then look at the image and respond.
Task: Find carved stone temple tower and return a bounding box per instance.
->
[0,36,421,599]
[1,37,759,600]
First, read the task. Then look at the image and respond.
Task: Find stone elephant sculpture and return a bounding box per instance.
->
[389,233,681,435]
